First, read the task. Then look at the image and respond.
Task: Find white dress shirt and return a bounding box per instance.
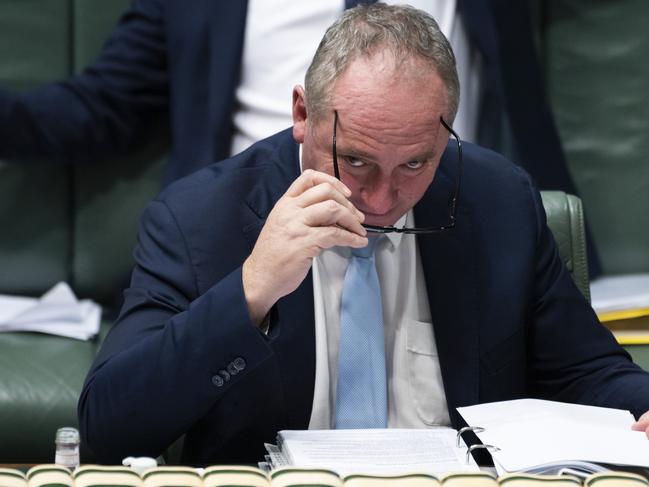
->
[309,212,451,429]
[231,0,482,156]
[296,148,451,429]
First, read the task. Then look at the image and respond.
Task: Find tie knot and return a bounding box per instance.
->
[352,236,379,259]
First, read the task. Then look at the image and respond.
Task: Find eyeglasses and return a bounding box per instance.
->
[332,110,463,234]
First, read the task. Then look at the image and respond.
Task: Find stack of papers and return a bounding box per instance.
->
[591,274,649,344]
[264,428,479,477]
[0,282,101,340]
[591,273,649,318]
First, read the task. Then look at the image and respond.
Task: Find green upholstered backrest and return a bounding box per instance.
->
[0,332,102,463]
[541,0,649,275]
[0,0,165,307]
[541,191,590,301]
[72,0,167,306]
[0,0,73,297]
[0,0,162,464]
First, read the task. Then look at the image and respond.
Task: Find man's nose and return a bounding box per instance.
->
[360,178,398,215]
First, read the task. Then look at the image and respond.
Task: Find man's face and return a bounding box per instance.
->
[293,54,450,228]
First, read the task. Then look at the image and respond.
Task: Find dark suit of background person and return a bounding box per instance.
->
[78,127,649,465]
[0,0,600,278]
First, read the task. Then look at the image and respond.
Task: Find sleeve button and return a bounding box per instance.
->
[211,375,224,387]
[227,362,239,375]
[233,357,246,371]
[218,369,231,381]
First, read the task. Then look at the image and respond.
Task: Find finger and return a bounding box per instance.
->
[286,169,351,198]
[301,200,367,236]
[310,225,369,251]
[632,419,649,432]
[295,182,364,221]
[632,411,649,432]
[637,423,649,439]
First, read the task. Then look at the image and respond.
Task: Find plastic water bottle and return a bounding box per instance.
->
[54,427,80,469]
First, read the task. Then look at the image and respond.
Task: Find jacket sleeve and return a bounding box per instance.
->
[77,199,280,463]
[0,0,169,163]
[526,175,649,418]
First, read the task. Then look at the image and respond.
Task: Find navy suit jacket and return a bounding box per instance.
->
[78,129,649,465]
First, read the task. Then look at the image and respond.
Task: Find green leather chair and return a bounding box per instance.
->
[541,191,590,301]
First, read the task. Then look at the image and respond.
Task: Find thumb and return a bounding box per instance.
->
[632,410,649,436]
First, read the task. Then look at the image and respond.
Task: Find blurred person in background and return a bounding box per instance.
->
[0,0,600,273]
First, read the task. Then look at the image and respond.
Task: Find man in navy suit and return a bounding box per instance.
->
[78,4,640,465]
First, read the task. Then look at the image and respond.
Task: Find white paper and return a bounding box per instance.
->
[0,282,101,340]
[264,443,290,468]
[590,273,649,313]
[275,428,479,476]
[458,398,634,431]
[457,399,649,473]
[493,459,609,478]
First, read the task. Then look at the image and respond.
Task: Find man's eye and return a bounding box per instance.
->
[347,158,366,168]
[406,160,424,169]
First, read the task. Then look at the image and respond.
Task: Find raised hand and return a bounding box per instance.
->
[242,169,367,325]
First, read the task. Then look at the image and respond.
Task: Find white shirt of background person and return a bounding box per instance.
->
[231,0,482,156]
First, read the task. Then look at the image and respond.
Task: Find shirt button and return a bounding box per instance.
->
[211,375,224,387]
[233,357,246,371]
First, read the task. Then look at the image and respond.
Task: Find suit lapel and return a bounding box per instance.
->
[242,133,317,430]
[415,147,481,427]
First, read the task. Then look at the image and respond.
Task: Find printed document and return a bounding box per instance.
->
[268,428,479,476]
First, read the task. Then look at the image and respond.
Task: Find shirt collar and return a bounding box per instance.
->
[382,212,409,250]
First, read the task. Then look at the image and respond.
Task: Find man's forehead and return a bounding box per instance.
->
[333,112,445,164]
[332,55,448,122]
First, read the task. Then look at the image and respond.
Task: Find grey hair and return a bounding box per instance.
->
[304,3,459,123]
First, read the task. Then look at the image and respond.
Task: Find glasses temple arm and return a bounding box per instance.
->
[440,117,463,219]
[332,110,340,180]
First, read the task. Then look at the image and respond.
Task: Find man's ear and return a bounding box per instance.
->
[292,85,307,143]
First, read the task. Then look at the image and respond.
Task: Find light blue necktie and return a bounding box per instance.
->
[335,237,388,429]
